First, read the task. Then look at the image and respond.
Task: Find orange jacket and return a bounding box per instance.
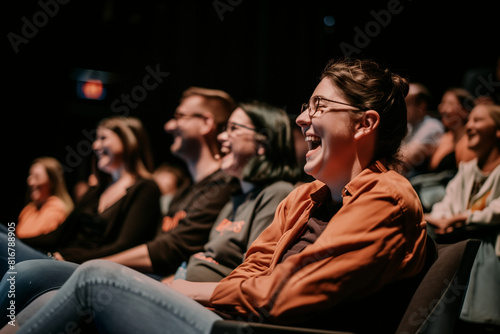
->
[210,161,427,325]
[17,196,68,239]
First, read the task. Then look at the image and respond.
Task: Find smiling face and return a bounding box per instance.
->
[438,91,468,130]
[295,78,358,186]
[164,95,208,160]
[217,108,259,179]
[466,105,499,157]
[27,162,52,205]
[92,126,125,174]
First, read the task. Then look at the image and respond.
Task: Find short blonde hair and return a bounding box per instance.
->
[484,103,500,129]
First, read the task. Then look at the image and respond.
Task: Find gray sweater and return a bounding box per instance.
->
[185,180,294,282]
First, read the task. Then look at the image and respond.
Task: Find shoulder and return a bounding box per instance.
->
[43,196,67,211]
[422,116,444,129]
[252,181,296,205]
[457,159,478,173]
[128,177,161,196]
[200,171,240,194]
[260,181,295,196]
[349,163,420,211]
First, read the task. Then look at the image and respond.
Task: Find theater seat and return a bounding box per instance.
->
[210,238,481,334]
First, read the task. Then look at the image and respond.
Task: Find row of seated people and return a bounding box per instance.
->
[0,58,499,333]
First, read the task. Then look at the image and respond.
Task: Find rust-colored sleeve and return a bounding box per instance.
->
[210,179,427,325]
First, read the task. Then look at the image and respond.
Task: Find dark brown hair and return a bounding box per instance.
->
[321,58,410,168]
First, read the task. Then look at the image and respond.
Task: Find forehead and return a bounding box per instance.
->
[177,95,208,113]
[442,91,459,103]
[96,126,116,135]
[228,108,253,126]
[311,78,347,103]
[471,105,492,118]
[30,163,48,175]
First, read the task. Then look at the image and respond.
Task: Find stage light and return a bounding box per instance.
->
[72,68,110,101]
[80,79,105,100]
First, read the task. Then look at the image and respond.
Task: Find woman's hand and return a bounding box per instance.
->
[425,213,468,234]
[53,252,65,261]
[167,279,218,307]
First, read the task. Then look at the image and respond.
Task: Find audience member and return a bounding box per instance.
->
[14,157,74,239]
[410,88,477,212]
[400,82,444,176]
[0,100,298,328]
[425,103,500,331]
[12,58,428,334]
[153,163,191,215]
[0,87,240,328]
[101,87,240,277]
[428,87,476,172]
[0,116,162,274]
[173,101,299,282]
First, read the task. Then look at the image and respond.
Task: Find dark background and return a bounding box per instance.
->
[3,0,500,222]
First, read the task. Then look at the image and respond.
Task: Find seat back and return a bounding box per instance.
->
[210,239,481,334]
[396,239,481,334]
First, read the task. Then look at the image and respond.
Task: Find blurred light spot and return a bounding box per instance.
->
[79,80,106,100]
[323,16,335,27]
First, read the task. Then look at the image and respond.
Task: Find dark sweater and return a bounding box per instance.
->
[147,169,239,276]
[22,178,162,263]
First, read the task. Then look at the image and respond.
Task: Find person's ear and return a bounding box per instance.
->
[496,129,500,140]
[199,112,216,135]
[354,110,380,139]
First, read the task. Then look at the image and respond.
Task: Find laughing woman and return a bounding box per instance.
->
[0,116,161,274]
[426,103,500,330]
[15,58,428,334]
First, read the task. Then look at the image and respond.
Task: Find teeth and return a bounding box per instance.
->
[305,136,321,143]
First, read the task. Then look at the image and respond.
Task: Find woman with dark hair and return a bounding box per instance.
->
[173,101,299,282]
[12,58,428,334]
[0,116,161,271]
[429,87,476,172]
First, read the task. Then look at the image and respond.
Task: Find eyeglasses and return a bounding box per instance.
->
[173,111,206,120]
[300,96,364,118]
[222,121,258,135]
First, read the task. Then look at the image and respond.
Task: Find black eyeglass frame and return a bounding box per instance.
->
[300,96,365,118]
[222,121,259,134]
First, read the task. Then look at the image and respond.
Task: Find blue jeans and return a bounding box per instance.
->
[0,259,79,327]
[18,260,223,334]
[0,225,50,276]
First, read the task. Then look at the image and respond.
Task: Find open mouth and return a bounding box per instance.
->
[220,145,231,158]
[305,135,321,151]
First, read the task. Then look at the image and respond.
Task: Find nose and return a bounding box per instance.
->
[465,118,473,132]
[164,118,177,133]
[27,174,35,186]
[217,129,228,143]
[92,138,101,151]
[295,111,311,129]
